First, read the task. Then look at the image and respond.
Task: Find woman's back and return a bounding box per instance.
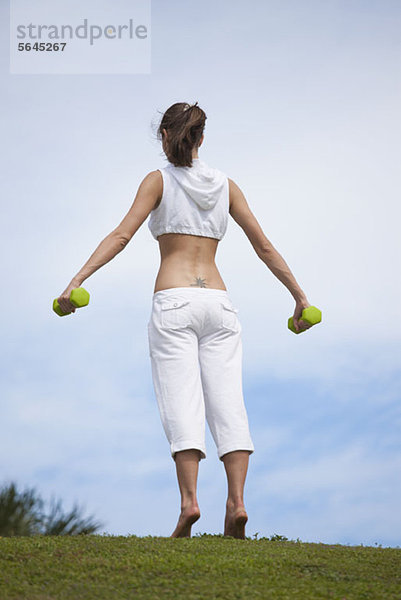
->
[150,159,229,293]
[154,231,226,293]
[58,100,311,539]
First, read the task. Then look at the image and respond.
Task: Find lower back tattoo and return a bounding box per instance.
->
[190,277,207,288]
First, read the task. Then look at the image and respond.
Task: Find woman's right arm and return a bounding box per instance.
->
[228,178,310,329]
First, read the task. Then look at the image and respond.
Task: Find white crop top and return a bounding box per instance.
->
[148,158,229,241]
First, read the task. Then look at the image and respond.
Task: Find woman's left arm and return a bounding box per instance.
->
[56,170,162,314]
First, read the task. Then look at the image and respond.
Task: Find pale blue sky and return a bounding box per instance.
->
[1,0,400,546]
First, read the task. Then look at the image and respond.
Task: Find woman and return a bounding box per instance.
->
[57,101,312,540]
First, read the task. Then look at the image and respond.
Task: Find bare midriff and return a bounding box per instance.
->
[153,232,227,293]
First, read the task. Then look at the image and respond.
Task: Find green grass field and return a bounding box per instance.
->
[1,533,400,599]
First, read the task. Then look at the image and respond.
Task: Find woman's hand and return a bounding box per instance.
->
[57,282,78,315]
[292,298,312,333]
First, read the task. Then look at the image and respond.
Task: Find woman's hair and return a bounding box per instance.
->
[157,102,207,167]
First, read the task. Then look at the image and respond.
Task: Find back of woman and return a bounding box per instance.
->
[57,101,312,539]
[149,102,229,293]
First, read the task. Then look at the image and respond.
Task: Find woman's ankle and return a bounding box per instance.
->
[181,500,200,511]
[226,497,245,509]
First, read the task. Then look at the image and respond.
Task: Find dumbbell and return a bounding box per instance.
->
[288,306,322,334]
[53,287,90,317]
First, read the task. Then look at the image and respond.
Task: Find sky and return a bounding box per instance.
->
[1,0,400,547]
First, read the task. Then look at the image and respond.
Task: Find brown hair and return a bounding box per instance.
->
[157,102,206,167]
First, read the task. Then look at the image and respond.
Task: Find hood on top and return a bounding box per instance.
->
[167,158,226,210]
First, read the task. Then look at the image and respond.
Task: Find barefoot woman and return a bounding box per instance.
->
[57,101,311,539]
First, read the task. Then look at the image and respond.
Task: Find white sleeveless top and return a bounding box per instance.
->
[148,158,229,241]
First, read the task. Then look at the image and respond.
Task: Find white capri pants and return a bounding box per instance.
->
[147,287,255,462]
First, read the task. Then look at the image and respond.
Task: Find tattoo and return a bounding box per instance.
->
[190,277,208,288]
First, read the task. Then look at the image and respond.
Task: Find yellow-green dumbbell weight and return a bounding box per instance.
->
[53,287,90,317]
[288,306,322,334]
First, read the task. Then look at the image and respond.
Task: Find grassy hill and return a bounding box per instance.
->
[0,533,400,599]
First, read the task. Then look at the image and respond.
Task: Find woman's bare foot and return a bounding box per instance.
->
[170,505,201,538]
[224,502,248,539]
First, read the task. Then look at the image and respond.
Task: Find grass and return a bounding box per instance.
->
[0,533,400,599]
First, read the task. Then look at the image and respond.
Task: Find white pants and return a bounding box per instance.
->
[147,287,255,462]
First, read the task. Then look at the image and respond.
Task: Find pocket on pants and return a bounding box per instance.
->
[160,299,191,330]
[220,300,240,332]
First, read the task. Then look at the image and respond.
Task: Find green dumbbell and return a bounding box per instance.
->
[53,287,90,317]
[288,306,322,334]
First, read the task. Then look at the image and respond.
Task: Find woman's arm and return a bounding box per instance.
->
[228,178,308,303]
[69,170,162,287]
[70,232,127,288]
